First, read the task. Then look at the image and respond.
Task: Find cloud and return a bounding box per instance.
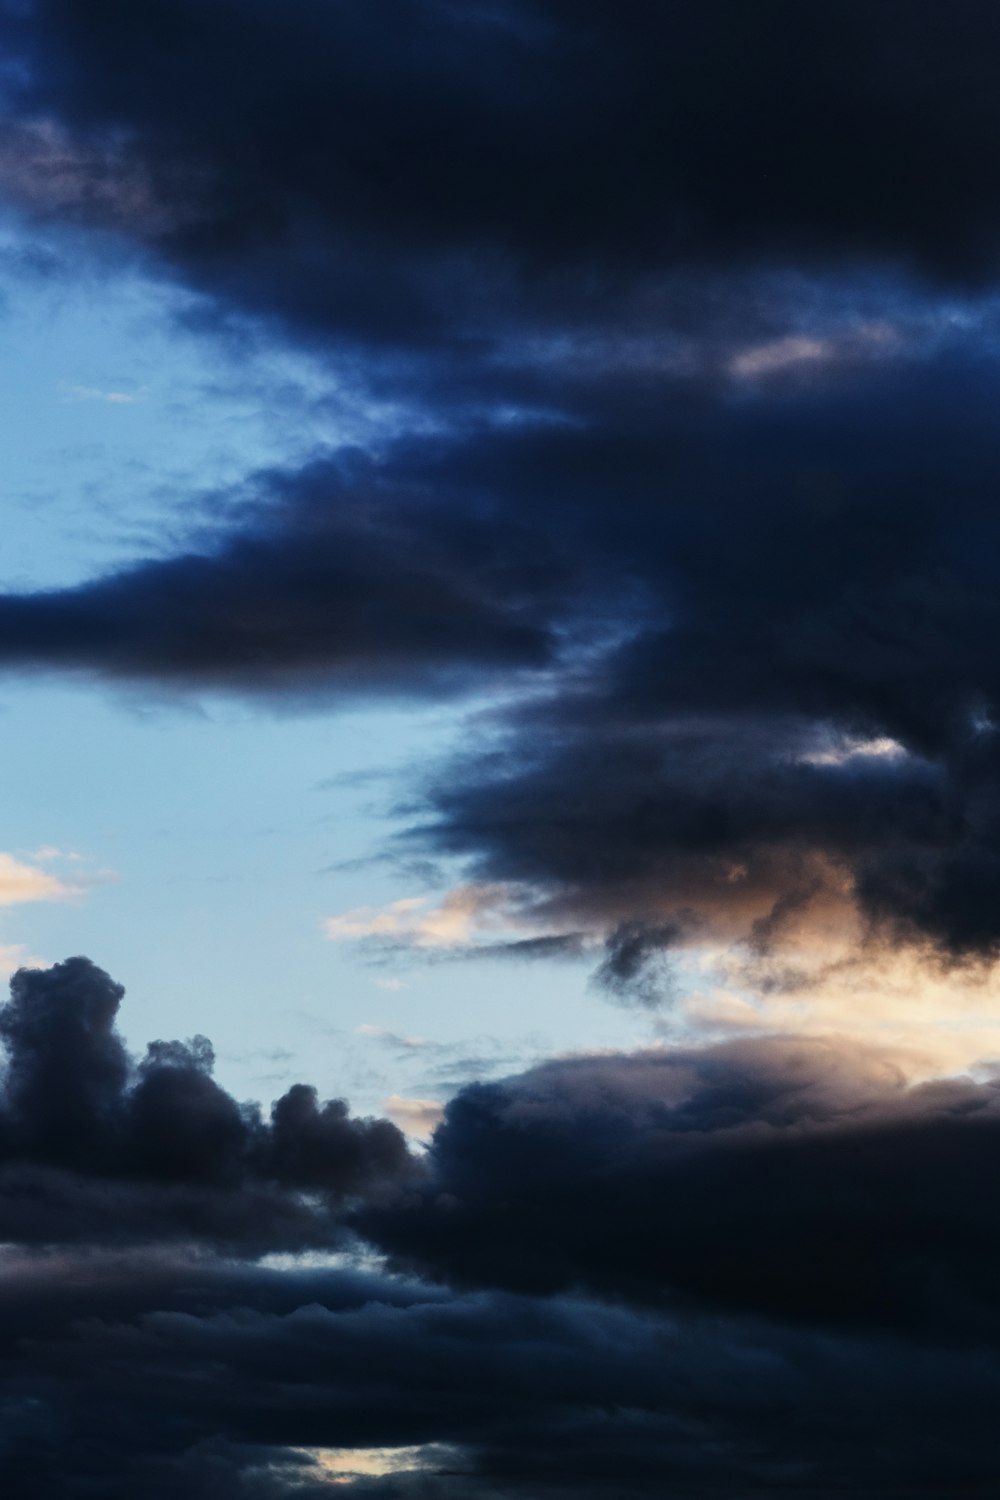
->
[355,1025,428,1052]
[306,1445,446,1483]
[0,451,559,699]
[0,115,180,238]
[0,5,999,984]
[0,851,79,905]
[383,1094,444,1140]
[324,884,527,952]
[728,332,832,378]
[4,961,1000,1494]
[61,382,147,404]
[5,1193,1000,1496]
[661,924,1000,1077]
[360,1035,1000,1338]
[399,351,1000,970]
[728,323,898,380]
[7,0,1000,362]
[0,957,417,1252]
[0,943,43,977]
[591,919,687,1009]
[10,6,1000,1496]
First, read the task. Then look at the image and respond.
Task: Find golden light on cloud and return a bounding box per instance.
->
[672,928,1000,1080]
[302,1445,440,1485]
[384,1092,445,1138]
[323,882,518,949]
[0,852,80,906]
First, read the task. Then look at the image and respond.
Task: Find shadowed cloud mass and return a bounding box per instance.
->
[4,962,1000,1494]
[0,958,416,1251]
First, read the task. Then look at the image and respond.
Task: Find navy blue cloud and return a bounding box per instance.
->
[362,1037,1000,1337]
[0,958,416,1251]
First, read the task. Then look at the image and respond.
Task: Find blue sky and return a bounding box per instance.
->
[0,216,654,1121]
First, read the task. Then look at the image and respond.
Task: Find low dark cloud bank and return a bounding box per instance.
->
[363,1038,1000,1338]
[4,961,1000,1494]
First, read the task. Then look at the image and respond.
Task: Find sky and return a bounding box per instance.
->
[4,2,1000,1494]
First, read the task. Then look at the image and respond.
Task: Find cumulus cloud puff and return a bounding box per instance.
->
[0,957,417,1253]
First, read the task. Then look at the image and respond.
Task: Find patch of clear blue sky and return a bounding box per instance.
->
[0,209,400,588]
[0,679,652,1117]
[0,216,653,1118]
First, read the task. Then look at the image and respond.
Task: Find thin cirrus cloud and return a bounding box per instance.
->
[60,382,147,404]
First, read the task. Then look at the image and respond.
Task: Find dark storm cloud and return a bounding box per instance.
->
[0,449,559,697]
[0,958,416,1250]
[0,4,1000,960]
[8,966,1000,1494]
[362,1036,1000,1338]
[8,345,1000,954]
[395,348,1000,961]
[8,1244,1000,1497]
[5,0,1000,357]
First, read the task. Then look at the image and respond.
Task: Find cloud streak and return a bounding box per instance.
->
[0,851,78,905]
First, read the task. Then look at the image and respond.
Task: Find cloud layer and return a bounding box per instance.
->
[363,1038,1000,1337]
[3,963,1000,1495]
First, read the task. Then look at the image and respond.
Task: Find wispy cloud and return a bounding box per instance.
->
[322,883,518,950]
[728,322,897,379]
[355,1024,429,1052]
[28,845,87,863]
[0,943,45,977]
[0,852,82,906]
[60,382,148,404]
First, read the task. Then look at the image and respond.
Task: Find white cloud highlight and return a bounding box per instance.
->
[383,1094,445,1138]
